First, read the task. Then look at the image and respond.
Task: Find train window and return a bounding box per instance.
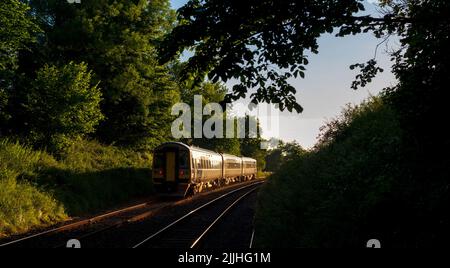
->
[179,151,188,169]
[154,153,164,169]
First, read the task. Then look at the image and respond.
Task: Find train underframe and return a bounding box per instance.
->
[155,174,257,197]
[185,174,257,196]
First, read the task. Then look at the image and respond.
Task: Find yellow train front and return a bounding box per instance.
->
[152,142,257,197]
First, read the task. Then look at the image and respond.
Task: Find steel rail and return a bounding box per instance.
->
[190,186,259,248]
[132,181,264,248]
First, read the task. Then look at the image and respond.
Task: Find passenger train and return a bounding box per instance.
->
[152,142,257,197]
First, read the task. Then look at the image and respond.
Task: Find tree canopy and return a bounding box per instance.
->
[159,0,414,112]
[0,0,39,72]
[0,0,40,129]
[4,0,182,148]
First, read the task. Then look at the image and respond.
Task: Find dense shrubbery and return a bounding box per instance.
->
[23,62,104,151]
[255,97,409,247]
[0,139,153,237]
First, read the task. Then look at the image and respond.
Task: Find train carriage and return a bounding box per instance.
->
[190,147,224,193]
[242,157,257,181]
[222,153,243,183]
[153,142,257,197]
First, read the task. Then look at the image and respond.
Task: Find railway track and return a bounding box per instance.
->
[0,198,172,248]
[0,180,264,248]
[133,181,263,248]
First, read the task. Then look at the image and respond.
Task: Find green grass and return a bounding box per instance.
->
[0,139,153,237]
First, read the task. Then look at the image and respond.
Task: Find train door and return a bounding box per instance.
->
[166,152,176,182]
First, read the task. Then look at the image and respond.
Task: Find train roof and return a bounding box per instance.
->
[221,153,241,158]
[154,142,191,151]
[155,142,220,156]
[155,142,256,161]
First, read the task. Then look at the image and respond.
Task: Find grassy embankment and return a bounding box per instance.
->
[0,139,153,238]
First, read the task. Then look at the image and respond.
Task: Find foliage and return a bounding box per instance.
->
[255,97,408,247]
[180,79,228,106]
[0,88,8,128]
[265,141,305,172]
[159,0,409,112]
[239,116,267,170]
[381,0,450,247]
[19,0,180,148]
[0,0,40,71]
[20,62,104,152]
[0,0,40,131]
[179,81,240,155]
[0,138,153,237]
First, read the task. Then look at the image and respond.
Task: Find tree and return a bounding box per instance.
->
[178,81,242,155]
[23,62,104,151]
[0,0,39,71]
[181,81,227,106]
[380,1,450,245]
[159,0,411,112]
[0,0,39,132]
[265,141,305,172]
[21,0,180,148]
[239,116,267,170]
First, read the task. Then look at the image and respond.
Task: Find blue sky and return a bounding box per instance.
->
[171,0,188,9]
[169,0,398,148]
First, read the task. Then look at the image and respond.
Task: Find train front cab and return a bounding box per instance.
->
[152,143,191,196]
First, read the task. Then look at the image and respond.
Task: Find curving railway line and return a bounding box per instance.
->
[0,180,264,248]
[133,181,263,248]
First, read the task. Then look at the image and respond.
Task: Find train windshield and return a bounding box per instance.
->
[154,153,164,169]
[179,151,189,169]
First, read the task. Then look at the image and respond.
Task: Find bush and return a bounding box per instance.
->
[254,97,406,248]
[23,62,104,151]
